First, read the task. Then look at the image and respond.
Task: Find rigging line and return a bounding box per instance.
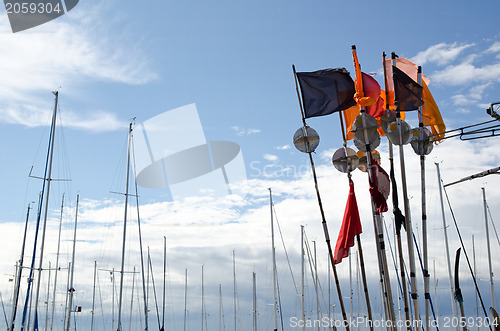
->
[412,233,440,331]
[272,203,301,302]
[303,233,327,326]
[149,253,162,330]
[131,130,149,331]
[442,185,493,331]
[275,269,285,331]
[382,217,404,298]
[486,203,500,247]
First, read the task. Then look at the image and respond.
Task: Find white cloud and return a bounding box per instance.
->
[432,58,500,86]
[412,42,474,66]
[263,153,278,162]
[0,3,157,131]
[275,144,290,150]
[231,125,261,136]
[485,41,500,54]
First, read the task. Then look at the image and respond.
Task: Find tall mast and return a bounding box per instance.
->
[162,236,166,331]
[183,269,187,331]
[31,91,60,331]
[300,225,305,331]
[9,202,32,331]
[19,92,58,331]
[50,194,65,331]
[132,152,149,331]
[65,195,79,331]
[435,163,458,327]
[91,261,97,331]
[269,188,278,331]
[117,122,133,331]
[482,187,495,309]
[232,250,237,331]
[252,272,257,331]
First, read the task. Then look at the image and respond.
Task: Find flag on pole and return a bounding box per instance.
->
[422,80,446,141]
[334,181,362,264]
[296,68,356,119]
[392,66,424,111]
[369,155,390,213]
[384,57,445,140]
[343,72,387,140]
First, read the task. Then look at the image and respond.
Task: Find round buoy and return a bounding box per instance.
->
[332,147,359,173]
[293,126,319,153]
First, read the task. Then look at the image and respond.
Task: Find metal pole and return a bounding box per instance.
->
[269,188,278,331]
[482,187,495,309]
[117,123,133,331]
[392,53,421,330]
[435,162,459,328]
[65,195,79,331]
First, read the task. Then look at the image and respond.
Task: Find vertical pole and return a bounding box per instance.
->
[383,51,411,328]
[66,195,79,331]
[117,123,133,331]
[129,266,135,331]
[392,52,421,330]
[201,265,204,331]
[91,261,97,331]
[252,272,257,331]
[482,187,495,309]
[233,251,237,331]
[45,261,51,331]
[301,225,305,331]
[293,64,350,330]
[162,236,166,330]
[417,66,431,331]
[30,92,59,331]
[269,189,278,331]
[50,195,65,331]
[435,163,459,328]
[183,269,187,331]
[10,202,32,331]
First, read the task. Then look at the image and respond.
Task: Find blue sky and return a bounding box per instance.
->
[0,0,500,330]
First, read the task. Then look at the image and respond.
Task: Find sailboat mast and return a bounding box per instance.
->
[482,187,495,309]
[269,188,278,331]
[91,261,97,331]
[117,122,133,331]
[30,91,59,331]
[50,194,65,331]
[252,272,257,331]
[9,202,32,331]
[183,269,187,331]
[435,163,459,325]
[132,162,149,331]
[162,236,166,331]
[300,225,305,331]
[65,195,79,331]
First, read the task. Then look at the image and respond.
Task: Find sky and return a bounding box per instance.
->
[0,0,500,330]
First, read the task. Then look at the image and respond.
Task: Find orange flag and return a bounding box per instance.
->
[384,57,445,141]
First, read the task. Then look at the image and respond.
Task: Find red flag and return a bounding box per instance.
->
[333,181,362,264]
[369,155,390,213]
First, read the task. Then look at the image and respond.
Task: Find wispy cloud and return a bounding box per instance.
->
[231,125,261,136]
[263,153,278,162]
[412,42,474,66]
[275,144,290,150]
[0,2,157,131]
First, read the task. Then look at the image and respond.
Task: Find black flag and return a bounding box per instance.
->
[393,66,424,111]
[296,68,356,119]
